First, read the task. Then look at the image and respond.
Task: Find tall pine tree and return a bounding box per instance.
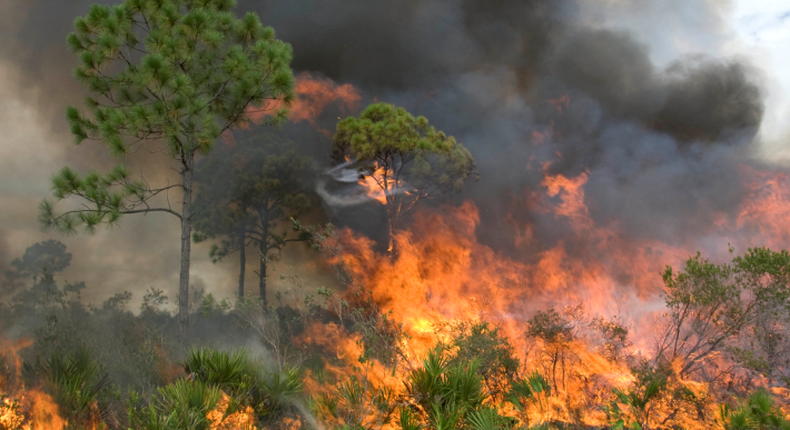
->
[40,0,294,347]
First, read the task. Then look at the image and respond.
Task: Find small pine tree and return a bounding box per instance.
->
[332,103,477,256]
[192,133,314,302]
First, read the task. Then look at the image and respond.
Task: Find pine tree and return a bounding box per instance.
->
[39,0,295,347]
[192,133,313,303]
[333,103,477,255]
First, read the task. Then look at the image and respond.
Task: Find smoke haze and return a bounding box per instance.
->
[0,0,783,307]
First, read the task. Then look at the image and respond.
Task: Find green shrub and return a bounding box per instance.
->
[721,390,790,430]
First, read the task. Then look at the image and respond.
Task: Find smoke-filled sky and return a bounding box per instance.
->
[0,0,788,308]
[731,0,790,156]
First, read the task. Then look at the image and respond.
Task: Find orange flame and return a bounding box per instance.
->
[1,333,68,430]
[207,392,258,430]
[333,170,694,357]
[247,72,361,134]
[289,73,361,125]
[357,163,389,205]
[0,389,69,430]
[24,390,67,430]
[309,160,790,425]
[732,165,790,248]
[0,335,33,389]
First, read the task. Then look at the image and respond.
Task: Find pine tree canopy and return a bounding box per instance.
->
[333,102,477,207]
[332,102,477,253]
[192,133,314,262]
[41,0,295,233]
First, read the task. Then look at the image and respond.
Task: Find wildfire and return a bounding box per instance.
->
[548,93,570,114]
[356,165,389,206]
[333,170,689,355]
[0,389,67,430]
[326,157,396,206]
[0,334,68,430]
[335,163,790,342]
[0,336,32,389]
[289,73,361,126]
[247,72,361,135]
[732,165,790,248]
[207,392,259,430]
[9,160,790,428]
[299,156,790,426]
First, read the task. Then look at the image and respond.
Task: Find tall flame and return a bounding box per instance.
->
[0,334,68,430]
[301,161,790,425]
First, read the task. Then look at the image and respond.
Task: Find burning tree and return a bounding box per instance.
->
[39,0,295,346]
[192,133,314,303]
[332,102,477,255]
[656,247,790,385]
[527,308,576,393]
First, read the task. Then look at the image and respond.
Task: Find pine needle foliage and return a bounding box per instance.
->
[191,133,314,301]
[44,0,294,233]
[332,102,477,254]
[40,0,295,345]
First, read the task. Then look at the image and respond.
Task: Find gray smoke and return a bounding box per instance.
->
[0,1,101,131]
[0,231,10,293]
[0,0,773,298]
[236,0,766,252]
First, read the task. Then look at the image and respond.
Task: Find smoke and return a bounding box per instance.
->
[0,0,233,305]
[236,0,767,255]
[0,0,775,303]
[0,231,10,289]
[655,59,763,141]
[0,1,126,132]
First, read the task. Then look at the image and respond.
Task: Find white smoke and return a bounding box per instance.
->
[316,160,410,208]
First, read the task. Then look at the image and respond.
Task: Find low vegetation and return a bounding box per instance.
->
[1,239,788,429]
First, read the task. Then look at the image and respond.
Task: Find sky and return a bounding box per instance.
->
[0,0,788,310]
[731,0,790,158]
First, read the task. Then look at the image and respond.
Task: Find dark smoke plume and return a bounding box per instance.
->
[0,0,771,298]
[234,0,765,251]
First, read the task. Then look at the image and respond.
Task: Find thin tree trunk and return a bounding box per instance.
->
[386,206,395,259]
[551,350,559,392]
[258,210,269,304]
[259,236,267,305]
[238,228,246,298]
[178,153,194,349]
